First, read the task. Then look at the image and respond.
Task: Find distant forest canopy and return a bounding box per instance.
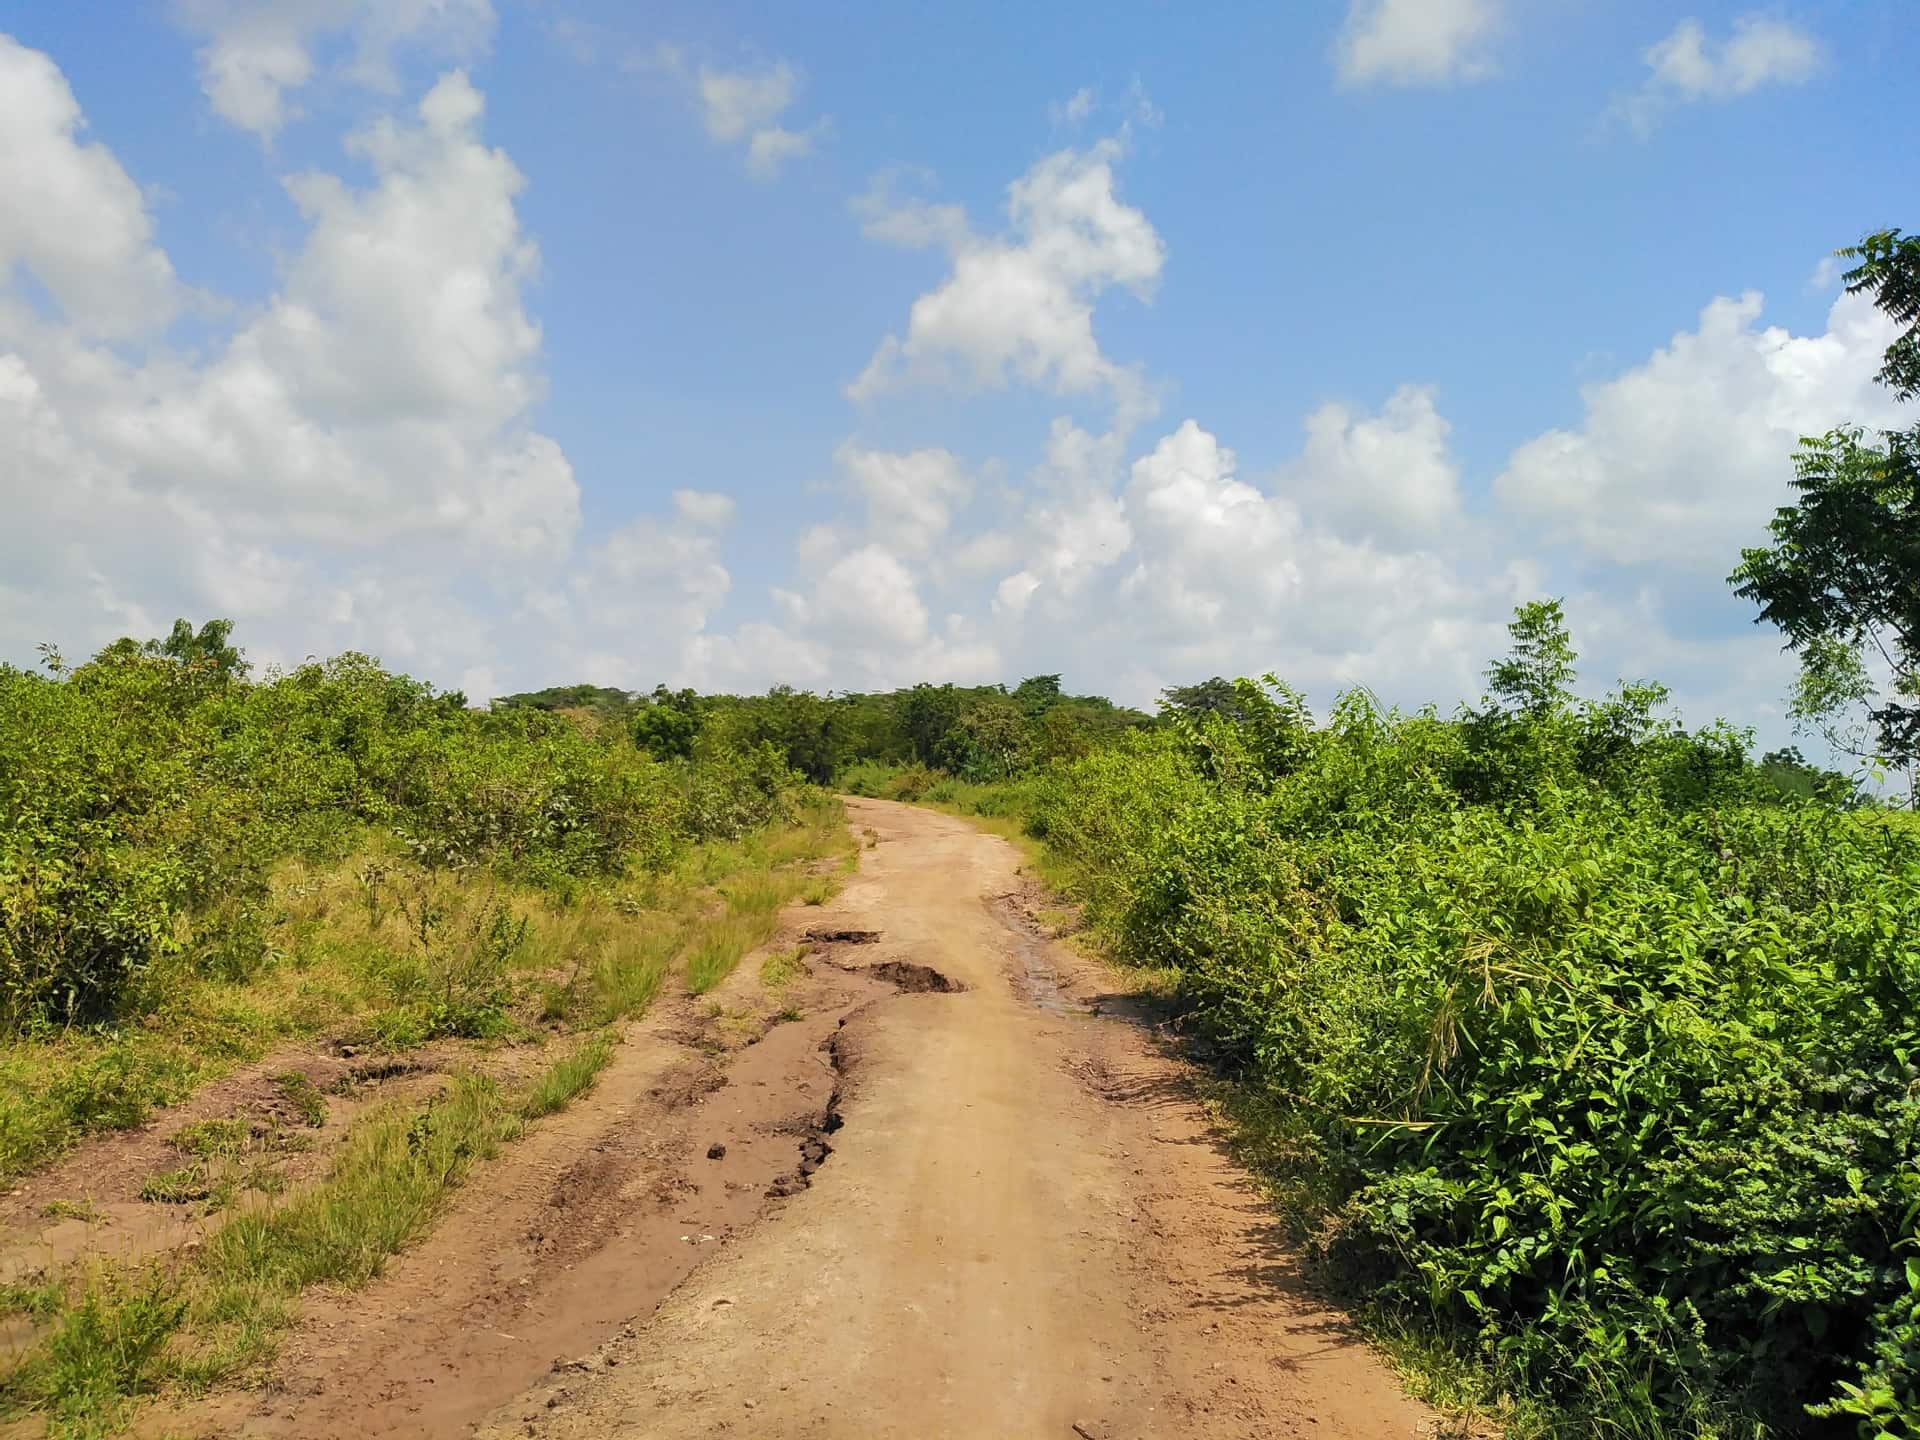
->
[488,661,1867,806]
[492,675,1155,785]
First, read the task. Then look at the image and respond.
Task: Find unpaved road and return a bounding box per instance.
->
[102,797,1433,1439]
[473,798,1434,1440]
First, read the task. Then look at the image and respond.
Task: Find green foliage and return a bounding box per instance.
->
[145,618,247,681]
[169,1118,251,1160]
[27,1271,185,1432]
[630,685,702,759]
[1734,229,1920,783]
[704,685,849,784]
[273,1071,327,1128]
[1732,427,1920,770]
[370,893,525,1045]
[1011,603,1920,1436]
[1486,599,1578,719]
[489,683,635,714]
[0,626,801,1034]
[138,1164,213,1205]
[1159,676,1249,720]
[1011,673,1064,714]
[1759,746,1864,807]
[1841,229,1920,402]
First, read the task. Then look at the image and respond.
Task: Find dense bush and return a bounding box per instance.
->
[1024,610,1919,1436]
[0,633,797,1031]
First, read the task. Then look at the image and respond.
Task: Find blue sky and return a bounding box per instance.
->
[2,1,1916,748]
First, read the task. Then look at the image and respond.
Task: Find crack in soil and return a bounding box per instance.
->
[766,1031,848,1198]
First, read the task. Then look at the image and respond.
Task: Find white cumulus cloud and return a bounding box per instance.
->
[1493,287,1899,573]
[691,59,825,179]
[836,442,973,557]
[0,36,184,337]
[1279,384,1464,545]
[174,0,496,139]
[1334,0,1505,88]
[1617,13,1822,135]
[851,139,1163,415]
[0,39,738,701]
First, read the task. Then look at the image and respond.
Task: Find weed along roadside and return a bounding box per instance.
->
[0,639,859,1437]
[852,616,1920,1439]
[11,246,1920,1439]
[7,615,1920,1438]
[1,828,858,1437]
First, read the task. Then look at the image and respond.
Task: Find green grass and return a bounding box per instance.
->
[272,1072,326,1127]
[138,1164,213,1206]
[758,945,810,989]
[0,796,860,1436]
[0,1007,664,1434]
[0,798,855,1184]
[521,1033,615,1119]
[40,1199,103,1225]
[1,1275,64,1322]
[681,799,855,995]
[683,910,782,995]
[203,1075,517,1297]
[13,1269,186,1438]
[583,925,679,1023]
[170,1118,251,1160]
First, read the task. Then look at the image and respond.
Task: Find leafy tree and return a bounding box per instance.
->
[895,684,963,768]
[1731,230,1920,784]
[1031,705,1095,765]
[1842,228,1920,400]
[492,683,635,714]
[147,618,248,680]
[1171,675,1315,790]
[1732,428,1920,771]
[1485,599,1576,718]
[1758,744,1863,806]
[713,686,847,784]
[1011,673,1063,715]
[1159,677,1246,722]
[949,697,1029,779]
[631,686,701,760]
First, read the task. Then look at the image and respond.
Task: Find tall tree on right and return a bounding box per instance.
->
[1731,230,1920,792]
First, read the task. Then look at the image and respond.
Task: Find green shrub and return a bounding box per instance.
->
[1019,617,1920,1436]
[0,631,809,1034]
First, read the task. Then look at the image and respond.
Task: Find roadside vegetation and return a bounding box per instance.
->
[0,626,852,1435]
[853,232,1920,1439]
[6,230,1917,1438]
[743,233,1920,1438]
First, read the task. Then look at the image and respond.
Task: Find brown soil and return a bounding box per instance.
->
[23,799,1437,1438]
[465,799,1436,1439]
[0,1045,448,1290]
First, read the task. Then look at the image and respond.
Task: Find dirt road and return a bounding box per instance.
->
[75,797,1434,1437]
[472,798,1434,1439]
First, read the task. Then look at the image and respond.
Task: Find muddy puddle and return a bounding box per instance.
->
[991,894,1091,1016]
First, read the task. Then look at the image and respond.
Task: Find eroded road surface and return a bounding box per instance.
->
[474,799,1433,1439]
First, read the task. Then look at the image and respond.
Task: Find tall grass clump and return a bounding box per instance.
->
[1023,603,1919,1437]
